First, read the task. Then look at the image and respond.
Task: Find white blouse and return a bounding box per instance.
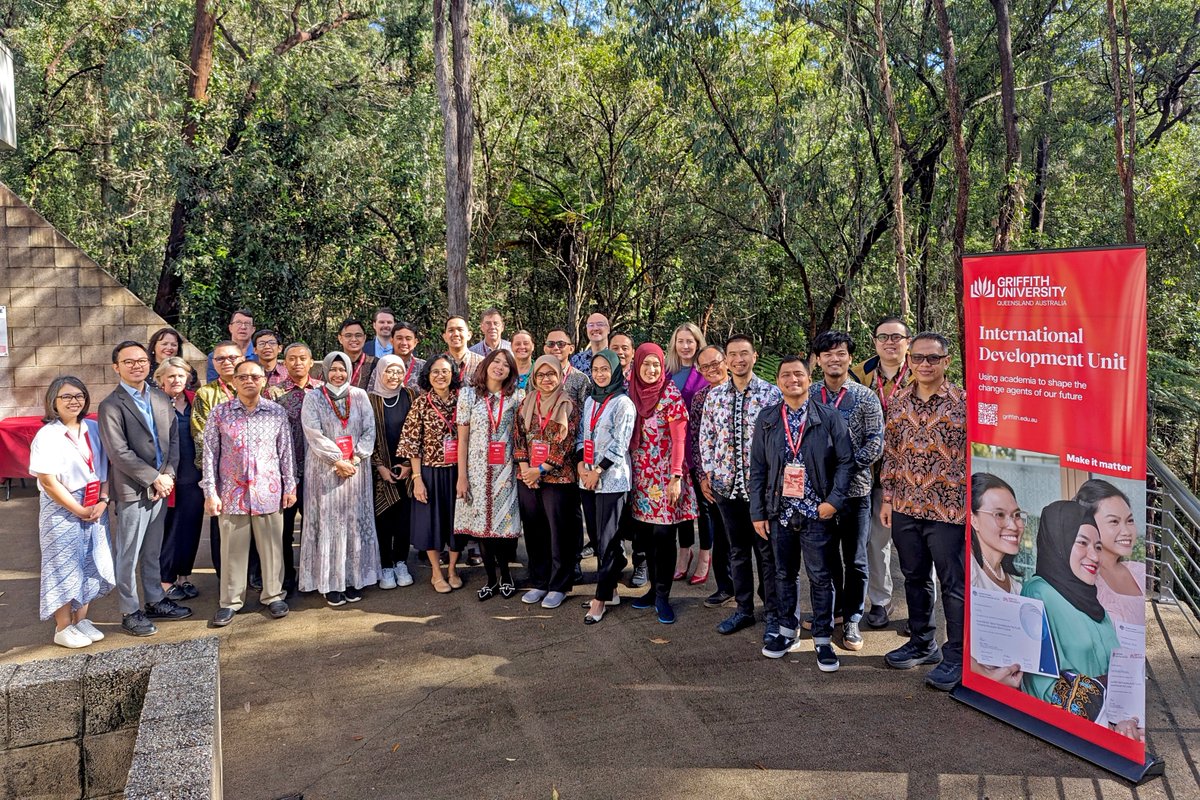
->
[29,419,108,493]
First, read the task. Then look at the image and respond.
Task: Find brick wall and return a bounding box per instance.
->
[0,182,206,419]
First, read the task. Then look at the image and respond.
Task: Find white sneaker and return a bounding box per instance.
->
[54,625,92,649]
[522,589,548,605]
[379,568,398,590]
[75,619,105,641]
[394,562,414,587]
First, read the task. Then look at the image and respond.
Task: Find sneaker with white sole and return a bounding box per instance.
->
[841,620,864,651]
[815,643,840,672]
[541,591,566,609]
[395,562,414,587]
[522,589,548,605]
[54,625,92,649]
[379,568,398,590]
[74,619,105,642]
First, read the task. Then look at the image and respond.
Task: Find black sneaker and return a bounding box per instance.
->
[326,591,347,607]
[122,611,157,637]
[885,641,943,670]
[164,585,188,601]
[864,603,890,629]
[267,601,290,619]
[925,661,962,691]
[716,611,756,635]
[761,634,795,659]
[211,607,236,627]
[630,563,648,588]
[703,590,734,608]
[630,590,656,610]
[145,599,192,620]
[344,587,362,603]
[815,643,840,672]
[180,581,200,599]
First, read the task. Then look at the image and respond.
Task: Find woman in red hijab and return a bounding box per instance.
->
[628,343,697,623]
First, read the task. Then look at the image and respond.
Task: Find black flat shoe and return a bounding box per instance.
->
[498,583,516,599]
[477,584,498,601]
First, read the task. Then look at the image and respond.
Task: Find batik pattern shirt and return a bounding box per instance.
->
[191,378,237,469]
[687,383,717,474]
[810,380,883,498]
[397,391,460,467]
[200,398,296,515]
[267,377,324,466]
[880,381,967,524]
[699,375,782,501]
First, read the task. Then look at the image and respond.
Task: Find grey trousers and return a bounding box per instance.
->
[218,512,286,611]
[865,487,894,607]
[112,496,168,615]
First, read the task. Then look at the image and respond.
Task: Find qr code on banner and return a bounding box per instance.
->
[978,403,998,426]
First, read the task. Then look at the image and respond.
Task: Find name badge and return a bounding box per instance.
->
[582,440,595,466]
[782,463,807,498]
[83,481,101,506]
[530,441,550,465]
[488,440,507,465]
[443,436,459,463]
[335,436,354,460]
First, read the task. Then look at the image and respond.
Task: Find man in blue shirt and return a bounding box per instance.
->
[205,308,256,381]
[363,307,396,358]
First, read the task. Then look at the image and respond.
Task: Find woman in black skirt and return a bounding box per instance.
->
[398,354,466,593]
[369,355,419,589]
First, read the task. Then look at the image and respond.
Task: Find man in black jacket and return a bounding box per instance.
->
[750,356,854,669]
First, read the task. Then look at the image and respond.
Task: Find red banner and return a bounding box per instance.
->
[961,246,1148,770]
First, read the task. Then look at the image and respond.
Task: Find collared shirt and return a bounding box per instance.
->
[451,350,485,384]
[568,347,606,377]
[373,337,394,357]
[809,379,884,498]
[699,374,782,501]
[469,339,512,357]
[778,403,822,526]
[851,356,912,487]
[200,397,296,515]
[687,383,717,473]
[191,378,237,470]
[121,381,162,467]
[254,361,290,388]
[880,381,967,524]
[268,376,324,465]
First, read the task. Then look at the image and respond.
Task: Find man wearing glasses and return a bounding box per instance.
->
[468,308,512,357]
[202,360,297,627]
[569,312,611,377]
[690,345,736,607]
[251,329,288,387]
[851,316,914,629]
[544,329,590,408]
[98,341,189,636]
[878,332,967,692]
[205,308,256,381]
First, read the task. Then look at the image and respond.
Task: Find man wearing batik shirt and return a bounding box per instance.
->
[879,331,967,692]
[252,329,290,387]
[699,334,782,640]
[268,342,323,595]
[809,330,884,652]
[202,359,297,627]
[689,344,734,608]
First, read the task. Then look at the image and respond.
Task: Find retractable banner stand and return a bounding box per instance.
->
[952,245,1163,783]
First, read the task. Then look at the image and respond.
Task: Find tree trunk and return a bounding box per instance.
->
[873,0,909,319]
[991,0,1022,252]
[1105,0,1136,242]
[434,0,473,317]
[153,0,216,323]
[1030,79,1052,235]
[932,0,969,364]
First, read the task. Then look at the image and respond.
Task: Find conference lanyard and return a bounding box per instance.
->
[65,429,96,474]
[533,392,557,439]
[322,385,352,430]
[350,355,367,387]
[427,393,456,433]
[485,393,504,433]
[781,405,807,462]
[588,395,614,434]
[875,364,908,411]
[218,379,235,401]
[403,358,416,385]
[821,386,847,408]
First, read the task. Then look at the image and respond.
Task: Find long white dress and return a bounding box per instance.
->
[298,386,381,593]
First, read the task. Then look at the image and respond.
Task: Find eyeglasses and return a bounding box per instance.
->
[234,374,264,382]
[256,339,279,348]
[981,510,1028,528]
[545,340,571,349]
[875,333,909,343]
[384,367,405,377]
[698,359,725,372]
[586,322,609,330]
[231,321,254,327]
[909,353,948,364]
[340,333,366,340]
[534,371,558,381]
[57,393,86,403]
[119,358,150,368]
[429,368,453,377]
[214,355,241,363]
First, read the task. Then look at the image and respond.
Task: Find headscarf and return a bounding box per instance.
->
[1034,500,1107,622]
[629,343,669,451]
[369,354,406,399]
[588,349,626,402]
[322,351,353,399]
[519,355,573,441]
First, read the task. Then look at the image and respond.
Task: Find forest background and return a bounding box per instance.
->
[0,0,1198,485]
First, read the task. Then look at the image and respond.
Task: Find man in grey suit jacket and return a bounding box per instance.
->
[98,341,192,636]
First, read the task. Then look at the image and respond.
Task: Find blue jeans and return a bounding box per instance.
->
[772,516,837,642]
[830,494,871,623]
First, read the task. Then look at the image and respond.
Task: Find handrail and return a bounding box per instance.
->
[1147,448,1200,638]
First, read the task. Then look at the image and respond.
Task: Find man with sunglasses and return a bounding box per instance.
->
[544,329,590,408]
[879,332,967,692]
[851,316,914,629]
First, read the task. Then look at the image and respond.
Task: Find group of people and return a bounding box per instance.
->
[29,303,1135,699]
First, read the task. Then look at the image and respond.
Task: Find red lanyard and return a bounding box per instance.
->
[350,355,366,387]
[533,392,558,438]
[322,385,352,429]
[485,393,504,433]
[588,395,614,434]
[65,428,96,474]
[875,364,908,412]
[781,405,807,461]
[821,386,847,408]
[218,379,235,401]
[403,358,416,385]
[427,393,456,433]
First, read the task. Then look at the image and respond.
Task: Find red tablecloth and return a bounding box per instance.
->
[0,414,98,480]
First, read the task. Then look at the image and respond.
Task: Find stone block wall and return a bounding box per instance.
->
[0,181,206,419]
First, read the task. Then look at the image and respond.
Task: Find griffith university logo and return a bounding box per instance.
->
[970,277,996,298]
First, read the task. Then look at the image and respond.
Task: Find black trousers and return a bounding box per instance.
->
[644,523,677,600]
[717,497,778,624]
[583,490,627,602]
[520,482,581,593]
[159,480,205,583]
[281,482,304,591]
[375,495,412,567]
[891,511,966,665]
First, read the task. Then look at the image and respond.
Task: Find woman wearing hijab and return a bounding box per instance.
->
[370,355,418,590]
[454,349,522,600]
[398,354,466,592]
[1021,500,1140,739]
[576,350,636,624]
[515,356,582,610]
[665,323,708,580]
[628,343,697,624]
[299,351,381,606]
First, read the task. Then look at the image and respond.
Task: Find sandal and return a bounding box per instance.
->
[431,576,452,594]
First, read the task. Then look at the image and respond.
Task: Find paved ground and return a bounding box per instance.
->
[2,485,1197,800]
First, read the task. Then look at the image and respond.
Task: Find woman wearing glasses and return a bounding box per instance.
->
[29,377,115,648]
[968,472,1026,688]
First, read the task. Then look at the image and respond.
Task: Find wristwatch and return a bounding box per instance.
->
[99,495,110,503]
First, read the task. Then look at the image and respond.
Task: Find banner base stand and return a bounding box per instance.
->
[951,685,1164,784]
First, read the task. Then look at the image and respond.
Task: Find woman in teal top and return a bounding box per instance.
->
[1021,500,1118,721]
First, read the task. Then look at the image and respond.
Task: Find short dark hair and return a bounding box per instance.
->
[911,331,950,353]
[147,327,182,363]
[1073,479,1132,516]
[112,341,148,364]
[472,349,518,398]
[235,359,266,377]
[212,339,240,353]
[445,316,469,329]
[338,318,366,334]
[392,321,419,337]
[698,343,725,359]
[724,333,755,351]
[609,331,634,344]
[778,354,810,373]
[874,316,910,336]
[373,307,396,322]
[811,330,855,357]
[43,376,90,422]
[252,329,280,347]
[546,328,570,339]
[230,308,254,322]
[418,353,465,393]
[282,342,312,358]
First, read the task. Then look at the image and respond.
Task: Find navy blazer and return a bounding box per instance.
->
[97,382,181,503]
